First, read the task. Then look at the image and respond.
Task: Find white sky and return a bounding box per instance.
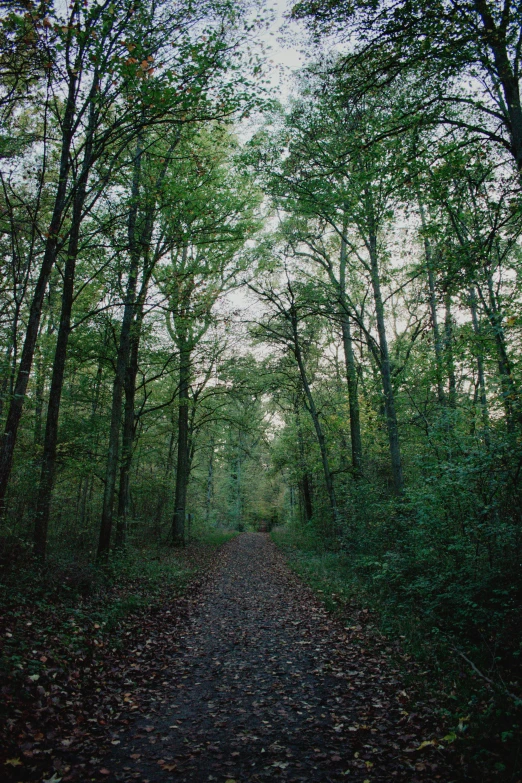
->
[257,0,305,97]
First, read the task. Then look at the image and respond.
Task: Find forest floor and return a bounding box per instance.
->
[2,533,472,783]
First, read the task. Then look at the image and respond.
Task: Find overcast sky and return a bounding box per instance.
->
[260,0,305,97]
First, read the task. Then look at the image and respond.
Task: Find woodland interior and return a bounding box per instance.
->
[0,0,522,781]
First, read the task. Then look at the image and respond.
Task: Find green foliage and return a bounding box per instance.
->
[273,516,522,778]
[1,0,522,774]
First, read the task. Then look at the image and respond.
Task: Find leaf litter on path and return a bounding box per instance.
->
[2,534,466,782]
[100,534,463,782]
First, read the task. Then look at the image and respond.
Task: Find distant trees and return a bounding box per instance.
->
[156,128,259,547]
[249,80,410,494]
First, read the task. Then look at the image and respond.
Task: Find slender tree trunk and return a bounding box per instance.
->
[115,321,140,548]
[478,272,519,433]
[469,286,490,445]
[33,106,95,560]
[33,347,45,448]
[166,427,176,475]
[78,473,89,528]
[113,142,176,548]
[235,429,243,529]
[295,403,313,523]
[338,237,363,476]
[171,340,191,546]
[115,379,134,548]
[0,344,13,424]
[474,2,522,174]
[340,314,363,473]
[366,222,404,495]
[97,292,138,559]
[418,199,445,404]
[301,476,314,522]
[33,214,81,560]
[0,76,77,517]
[291,308,340,528]
[444,292,457,410]
[155,422,177,530]
[205,437,214,526]
[97,139,143,561]
[115,256,156,547]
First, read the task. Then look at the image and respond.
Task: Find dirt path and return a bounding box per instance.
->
[96,533,460,783]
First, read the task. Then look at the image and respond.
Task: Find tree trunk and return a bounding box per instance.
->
[115,375,134,548]
[33,209,81,560]
[115,319,140,548]
[474,0,522,174]
[97,139,143,561]
[291,307,340,528]
[205,437,214,526]
[0,350,9,424]
[235,429,243,529]
[33,103,95,561]
[113,141,176,549]
[469,286,490,445]
[338,233,363,475]
[366,220,404,495]
[444,292,457,411]
[340,314,363,474]
[479,271,519,433]
[33,346,46,448]
[295,403,313,523]
[418,199,445,404]
[171,341,191,546]
[0,75,77,517]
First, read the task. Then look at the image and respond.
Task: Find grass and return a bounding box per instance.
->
[190,527,239,547]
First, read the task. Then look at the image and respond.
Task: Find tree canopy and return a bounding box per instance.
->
[1,1,521,776]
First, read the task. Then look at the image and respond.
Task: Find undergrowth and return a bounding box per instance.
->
[272,524,522,782]
[0,529,236,685]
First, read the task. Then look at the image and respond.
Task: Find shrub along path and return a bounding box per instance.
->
[95,533,463,783]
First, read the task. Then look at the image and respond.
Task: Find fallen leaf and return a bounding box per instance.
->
[417,740,436,750]
[443,732,457,743]
[5,758,23,767]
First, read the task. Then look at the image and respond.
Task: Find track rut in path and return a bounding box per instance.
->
[103,533,460,783]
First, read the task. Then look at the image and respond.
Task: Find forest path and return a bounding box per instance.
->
[103,533,457,783]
